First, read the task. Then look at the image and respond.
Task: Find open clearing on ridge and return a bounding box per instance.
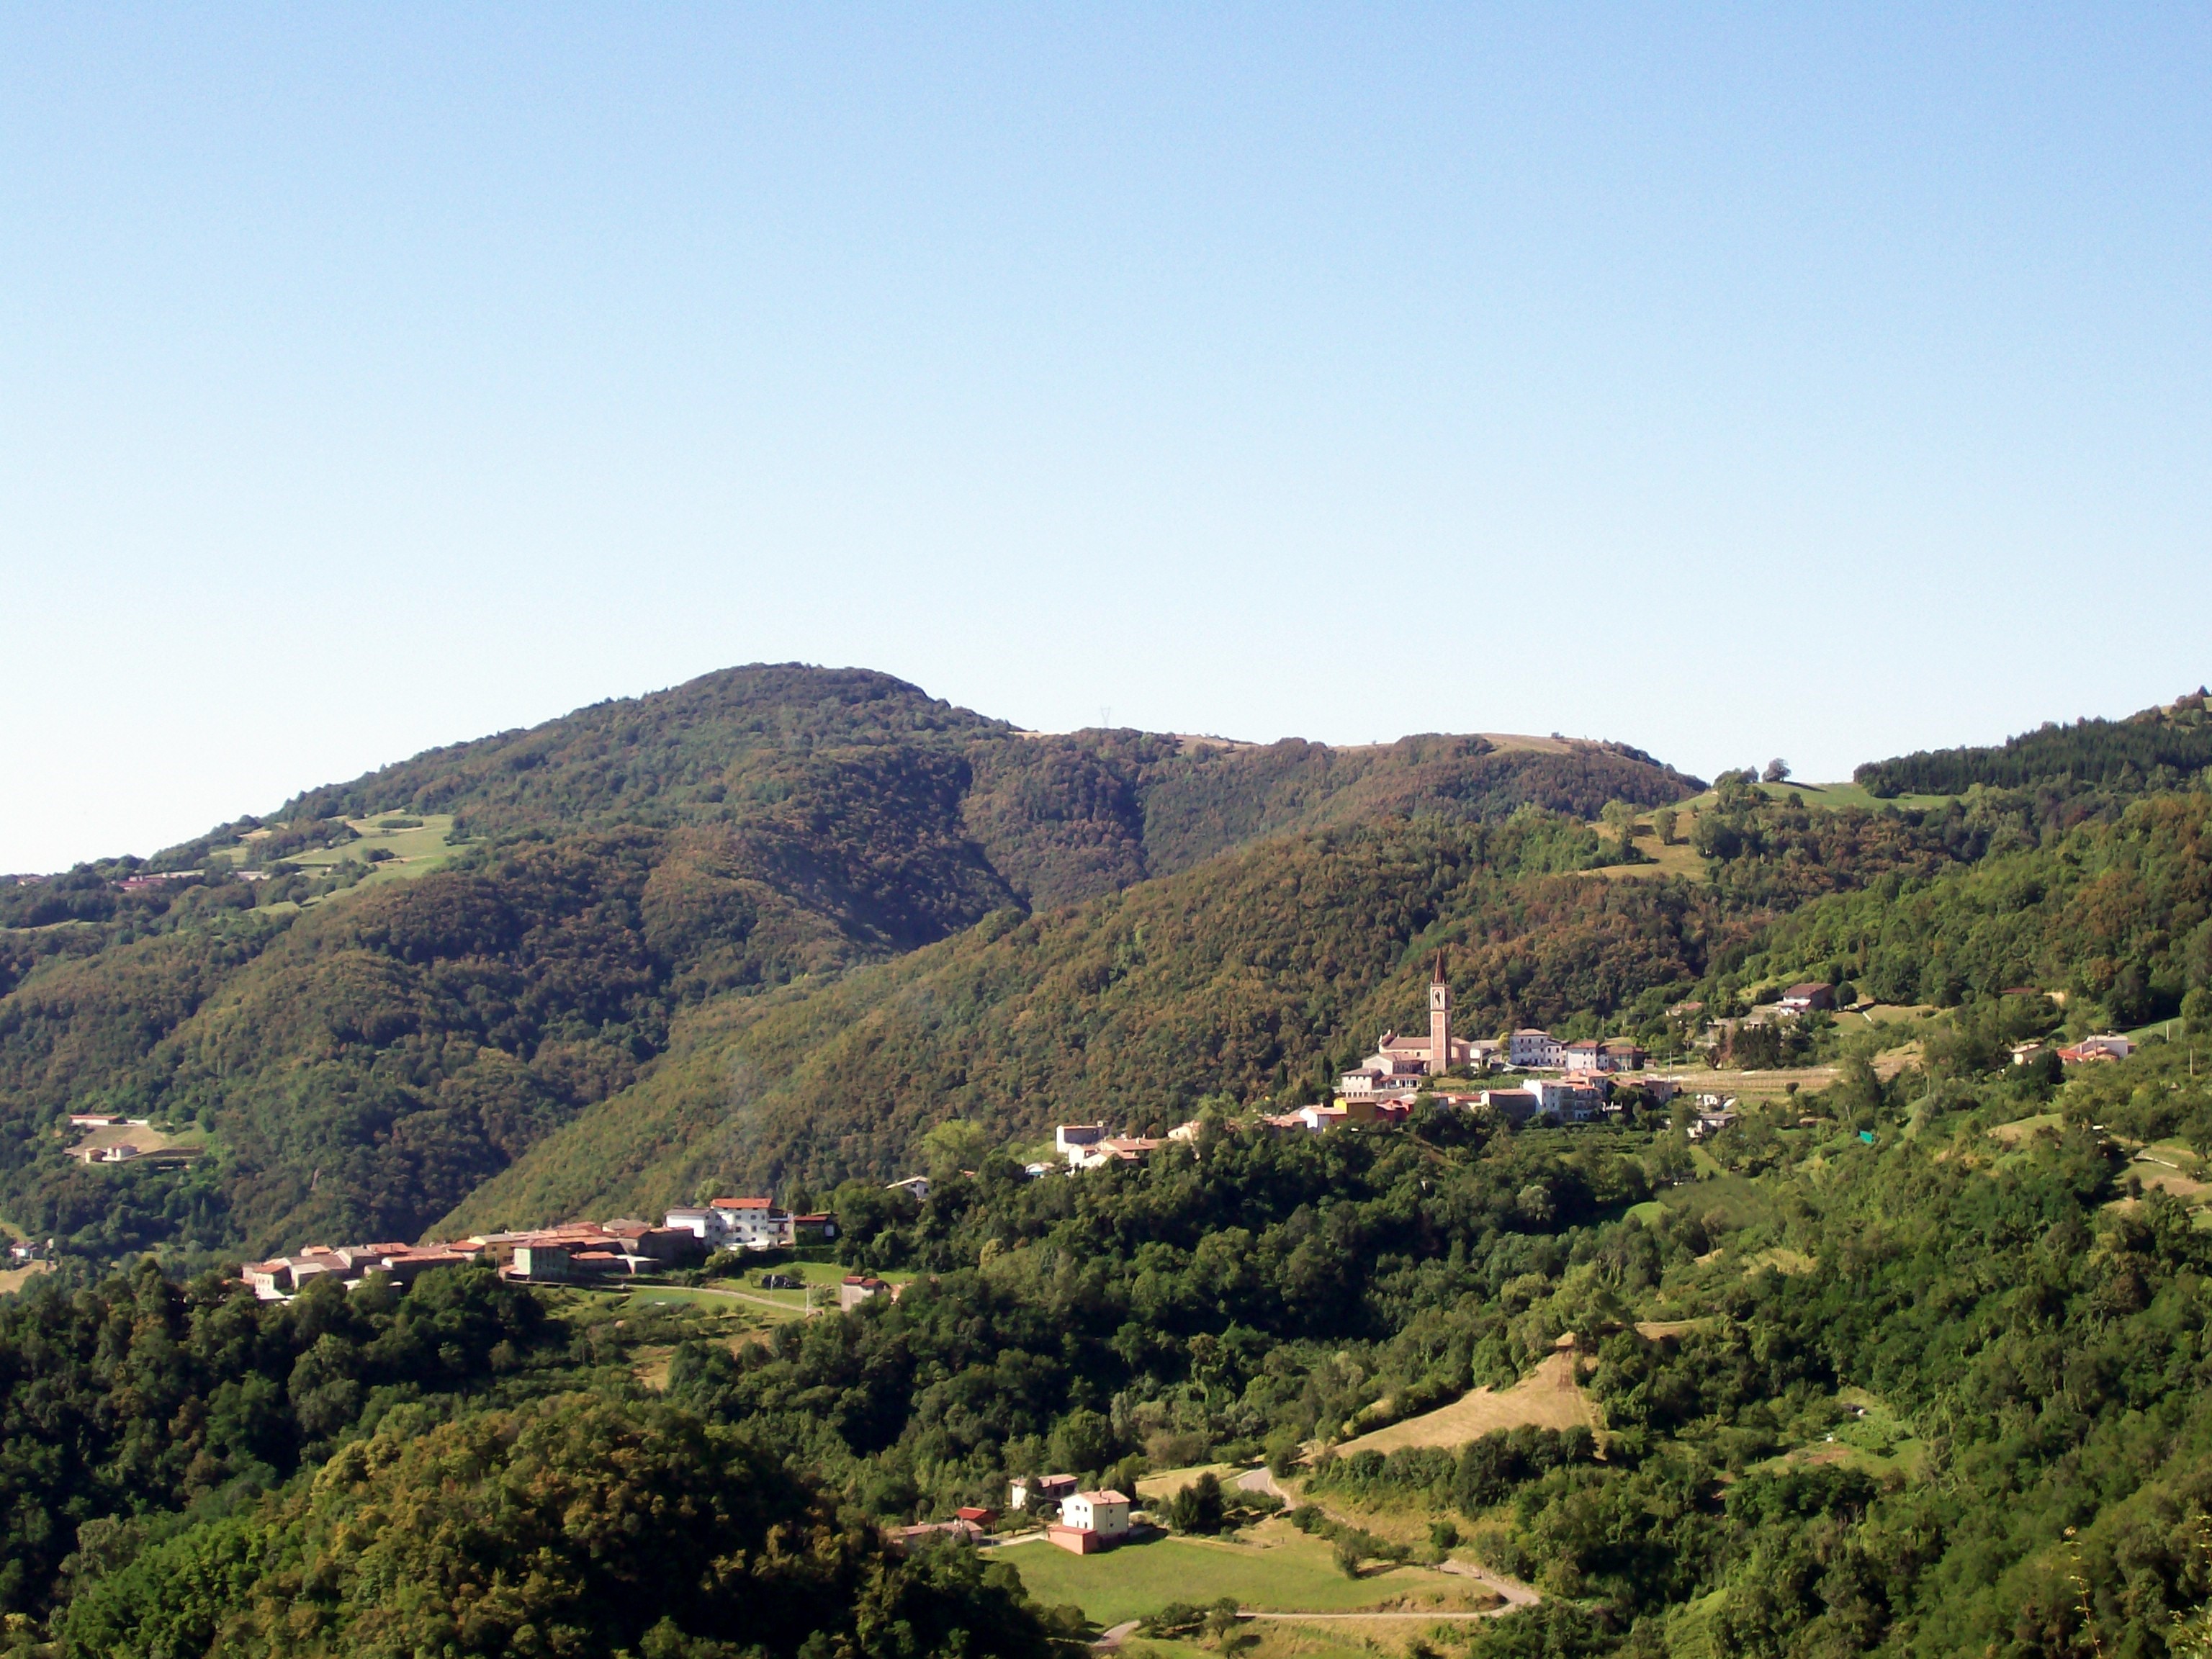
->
[1336,1349,1596,1457]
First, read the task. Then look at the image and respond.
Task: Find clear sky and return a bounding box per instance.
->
[4,7,2208,871]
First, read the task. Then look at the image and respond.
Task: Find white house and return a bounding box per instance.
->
[665,1197,791,1251]
[1563,1040,1650,1075]
[1340,1052,1430,1094]
[1508,1029,1565,1069]
[1522,1077,1606,1123]
[885,1175,931,1203]
[1060,1490,1131,1538]
[1056,1124,1107,1164]
[1010,1473,1078,1509]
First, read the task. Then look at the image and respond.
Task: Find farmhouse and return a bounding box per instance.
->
[2059,1034,2134,1064]
[1056,1124,1107,1162]
[1010,1473,1079,1509]
[839,1274,895,1310]
[1066,1136,1165,1169]
[1778,983,1836,1014]
[1048,1488,1133,1553]
[665,1196,804,1251]
[65,1122,201,1167]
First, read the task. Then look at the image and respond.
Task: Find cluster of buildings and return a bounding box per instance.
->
[1334,956,1653,1100]
[241,1194,848,1302]
[892,1476,1144,1557]
[243,1238,487,1299]
[1040,959,1686,1166]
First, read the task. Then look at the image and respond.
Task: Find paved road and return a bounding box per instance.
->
[1091,1619,1143,1649]
[1233,1466,1288,1501]
[1436,1557,1540,1608]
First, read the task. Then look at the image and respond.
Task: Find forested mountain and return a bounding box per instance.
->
[254,662,1702,909]
[1856,687,2212,801]
[0,665,1701,1260]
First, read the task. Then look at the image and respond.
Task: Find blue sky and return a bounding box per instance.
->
[4,6,2208,869]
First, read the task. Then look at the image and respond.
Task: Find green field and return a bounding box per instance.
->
[1000,1527,1475,1626]
[1675,780,1960,814]
[707,1257,910,1310]
[225,814,472,898]
[619,1285,768,1313]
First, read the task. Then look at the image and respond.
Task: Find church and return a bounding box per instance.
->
[1337,953,1478,1094]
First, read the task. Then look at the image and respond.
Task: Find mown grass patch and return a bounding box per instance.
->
[1136,1463,1242,1502]
[1336,1349,1594,1457]
[1002,1524,1479,1627]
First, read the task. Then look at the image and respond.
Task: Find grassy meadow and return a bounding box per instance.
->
[1000,1521,1486,1626]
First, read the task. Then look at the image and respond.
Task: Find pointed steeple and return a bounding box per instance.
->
[1428,948,1452,1075]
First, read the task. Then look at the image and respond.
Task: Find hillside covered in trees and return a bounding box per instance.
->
[1855,688,2212,804]
[444,786,2004,1233]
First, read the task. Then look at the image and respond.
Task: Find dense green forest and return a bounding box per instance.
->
[0,1261,1075,1656]
[1856,690,2212,803]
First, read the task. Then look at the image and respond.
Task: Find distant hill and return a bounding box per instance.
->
[259,662,1704,908]
[1855,689,2212,799]
[0,664,1704,1261]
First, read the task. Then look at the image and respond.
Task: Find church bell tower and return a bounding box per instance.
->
[1428,950,1451,1076]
